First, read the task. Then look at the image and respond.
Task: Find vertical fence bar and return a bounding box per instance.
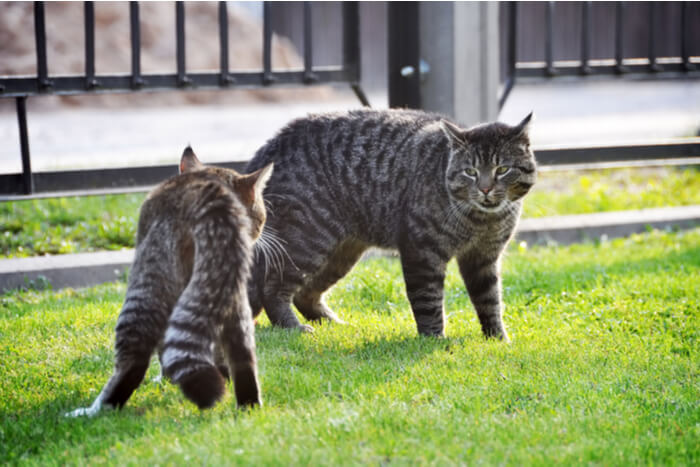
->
[218,1,233,85]
[130,1,144,88]
[615,1,626,73]
[34,2,52,90]
[342,2,368,106]
[303,2,316,83]
[499,1,517,109]
[176,1,190,86]
[262,1,274,84]
[580,1,591,74]
[680,2,693,71]
[342,2,360,82]
[16,97,34,195]
[84,1,97,88]
[388,1,421,109]
[545,1,556,76]
[648,2,660,71]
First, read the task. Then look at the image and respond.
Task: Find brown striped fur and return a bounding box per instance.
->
[246,109,536,339]
[67,147,272,416]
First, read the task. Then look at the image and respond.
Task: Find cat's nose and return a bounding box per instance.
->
[480,186,492,194]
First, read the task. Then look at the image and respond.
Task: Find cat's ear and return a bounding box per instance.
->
[440,119,468,148]
[513,112,534,139]
[179,145,204,174]
[240,163,274,201]
[251,163,274,197]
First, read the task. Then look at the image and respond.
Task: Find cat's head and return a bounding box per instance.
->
[441,113,536,214]
[180,146,273,241]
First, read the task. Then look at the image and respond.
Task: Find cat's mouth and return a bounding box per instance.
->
[474,199,505,213]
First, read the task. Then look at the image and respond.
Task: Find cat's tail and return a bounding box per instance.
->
[160,181,259,409]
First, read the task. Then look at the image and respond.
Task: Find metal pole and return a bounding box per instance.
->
[16,97,34,195]
[176,1,191,86]
[545,1,556,76]
[580,2,591,75]
[499,1,518,109]
[218,1,233,85]
[615,2,626,74]
[34,2,52,90]
[680,2,694,71]
[303,2,317,83]
[262,2,274,84]
[388,1,421,109]
[84,1,98,88]
[130,2,144,88]
[648,2,660,71]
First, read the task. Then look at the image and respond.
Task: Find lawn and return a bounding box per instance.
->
[1,227,698,464]
[1,166,699,258]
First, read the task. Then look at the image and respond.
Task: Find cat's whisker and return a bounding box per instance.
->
[259,230,288,276]
[255,239,272,279]
[264,231,299,272]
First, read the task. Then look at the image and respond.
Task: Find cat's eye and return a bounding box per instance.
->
[464,168,478,177]
[495,166,510,176]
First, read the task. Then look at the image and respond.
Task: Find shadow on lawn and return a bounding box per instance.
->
[1,332,465,462]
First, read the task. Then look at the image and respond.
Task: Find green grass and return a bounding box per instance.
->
[523,166,700,218]
[1,228,698,465]
[1,194,145,258]
[2,167,699,258]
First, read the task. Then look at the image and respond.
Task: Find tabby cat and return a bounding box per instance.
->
[67,147,272,416]
[246,109,535,339]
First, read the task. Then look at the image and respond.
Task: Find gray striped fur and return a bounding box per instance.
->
[67,147,271,416]
[246,109,536,339]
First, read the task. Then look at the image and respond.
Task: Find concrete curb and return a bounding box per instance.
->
[1,205,699,293]
[0,250,133,293]
[516,205,700,245]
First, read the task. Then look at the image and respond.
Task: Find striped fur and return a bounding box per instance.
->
[246,109,536,339]
[67,147,271,416]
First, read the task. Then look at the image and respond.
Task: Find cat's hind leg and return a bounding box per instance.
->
[221,302,261,407]
[66,280,173,417]
[293,238,367,324]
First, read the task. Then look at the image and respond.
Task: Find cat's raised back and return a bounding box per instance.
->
[246,109,535,339]
[68,147,272,416]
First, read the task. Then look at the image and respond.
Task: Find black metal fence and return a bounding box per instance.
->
[0,1,366,198]
[499,1,700,106]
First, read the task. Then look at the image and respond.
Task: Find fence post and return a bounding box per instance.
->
[389,2,500,125]
[387,2,421,109]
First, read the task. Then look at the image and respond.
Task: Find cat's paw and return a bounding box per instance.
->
[320,311,346,325]
[64,401,114,418]
[298,324,315,333]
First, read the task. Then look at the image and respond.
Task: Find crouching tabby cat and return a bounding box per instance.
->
[67,147,272,416]
[246,109,536,340]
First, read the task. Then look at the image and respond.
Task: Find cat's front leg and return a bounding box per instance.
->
[457,252,509,341]
[399,248,447,337]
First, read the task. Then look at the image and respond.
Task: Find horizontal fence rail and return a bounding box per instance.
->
[2,140,699,200]
[0,1,367,198]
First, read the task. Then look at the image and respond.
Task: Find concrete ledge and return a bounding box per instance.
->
[0,250,133,293]
[1,205,699,293]
[516,205,700,245]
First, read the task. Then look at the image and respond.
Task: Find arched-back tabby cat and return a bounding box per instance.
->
[67,147,272,416]
[247,109,535,339]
